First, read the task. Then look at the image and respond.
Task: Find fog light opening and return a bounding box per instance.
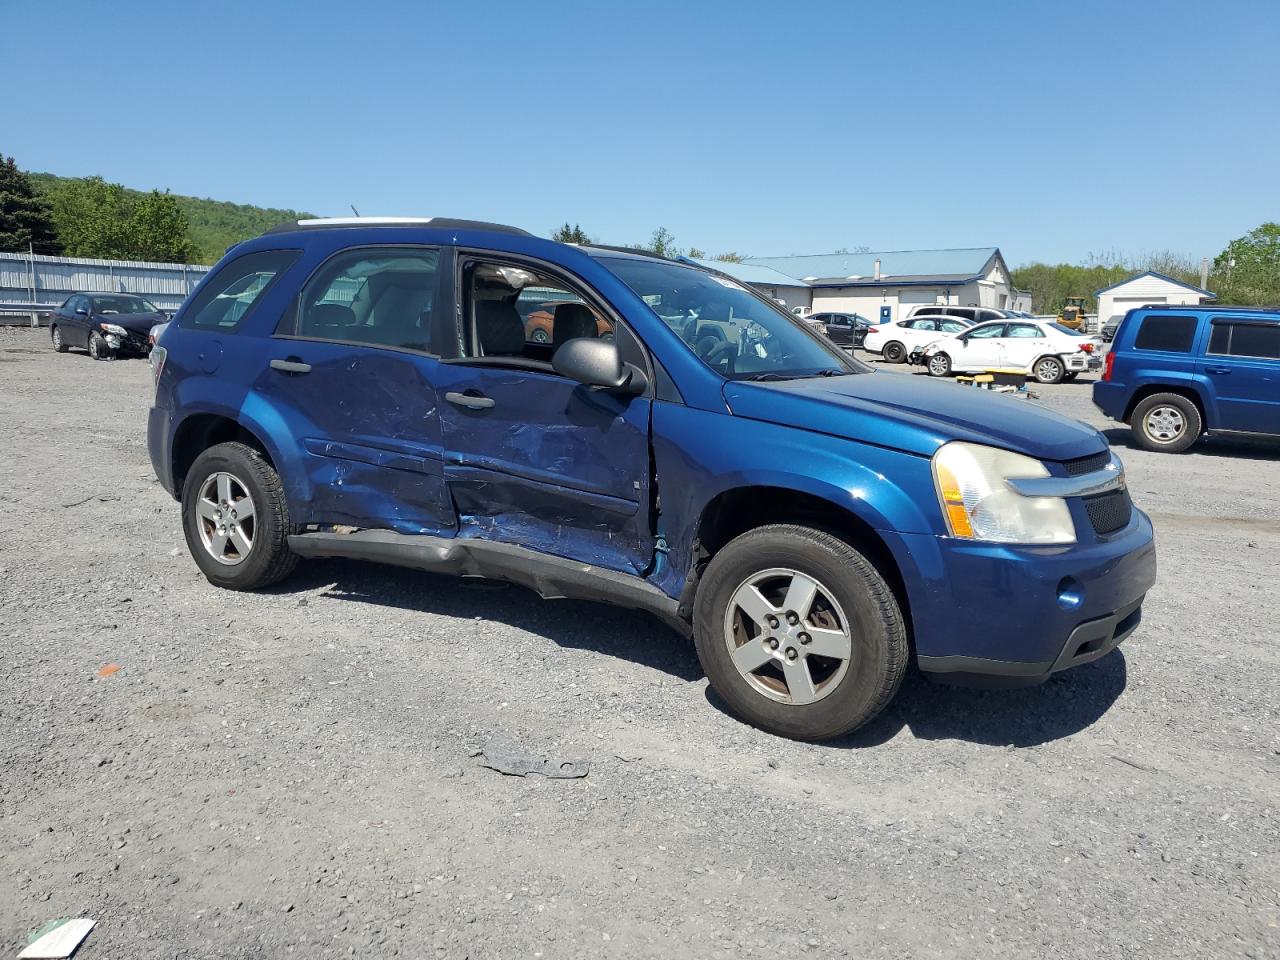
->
[1056,577,1084,611]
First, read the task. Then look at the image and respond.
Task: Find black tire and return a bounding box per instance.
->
[181,441,299,589]
[882,341,906,364]
[693,524,908,741]
[87,331,114,361]
[1130,393,1202,454]
[926,352,952,377]
[51,325,70,353]
[1032,355,1065,384]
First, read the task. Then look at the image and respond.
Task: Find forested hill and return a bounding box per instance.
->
[28,172,314,263]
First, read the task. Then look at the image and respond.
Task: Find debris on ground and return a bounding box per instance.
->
[60,494,119,508]
[18,918,95,959]
[476,741,589,779]
[94,663,121,679]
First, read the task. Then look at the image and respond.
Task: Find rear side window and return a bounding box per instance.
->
[290,247,442,354]
[1133,314,1197,353]
[182,249,299,331]
[1208,320,1280,360]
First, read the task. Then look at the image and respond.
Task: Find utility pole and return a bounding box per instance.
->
[1200,257,1209,291]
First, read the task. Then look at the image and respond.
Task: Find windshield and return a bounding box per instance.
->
[600,257,866,379]
[92,295,160,315]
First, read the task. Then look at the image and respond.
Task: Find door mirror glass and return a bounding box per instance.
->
[552,338,647,395]
[75,306,88,315]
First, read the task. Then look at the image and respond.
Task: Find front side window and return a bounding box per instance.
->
[1208,320,1280,360]
[601,256,863,380]
[460,260,614,363]
[966,323,1006,339]
[183,249,299,331]
[1134,314,1197,353]
[292,248,440,353]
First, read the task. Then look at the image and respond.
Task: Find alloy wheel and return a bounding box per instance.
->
[52,327,62,350]
[1035,358,1063,383]
[194,471,257,566]
[928,354,950,377]
[723,568,854,706]
[1144,405,1185,443]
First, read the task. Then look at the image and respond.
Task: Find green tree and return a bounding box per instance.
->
[551,222,591,244]
[648,226,680,258]
[687,247,706,259]
[713,251,746,263]
[46,176,197,261]
[1211,223,1280,306]
[0,154,61,253]
[127,190,197,262]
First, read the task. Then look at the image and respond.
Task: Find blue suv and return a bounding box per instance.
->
[148,218,1156,740]
[1093,305,1280,453]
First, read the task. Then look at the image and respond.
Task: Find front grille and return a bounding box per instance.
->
[1084,489,1132,535]
[1063,450,1110,476]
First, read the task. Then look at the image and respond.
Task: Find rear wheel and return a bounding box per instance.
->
[693,524,907,741]
[87,331,114,361]
[51,325,69,353]
[881,341,906,364]
[1130,393,1202,453]
[181,441,298,589]
[1033,356,1065,384]
[927,352,952,377]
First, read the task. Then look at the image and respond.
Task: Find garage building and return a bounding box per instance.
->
[1094,271,1216,329]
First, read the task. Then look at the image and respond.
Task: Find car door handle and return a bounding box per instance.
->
[445,391,495,410]
[1206,366,1231,375]
[270,358,312,374]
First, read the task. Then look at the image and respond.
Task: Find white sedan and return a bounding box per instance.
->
[920,319,1103,384]
[862,314,972,363]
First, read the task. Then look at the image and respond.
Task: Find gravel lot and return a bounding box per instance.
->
[1,326,1276,959]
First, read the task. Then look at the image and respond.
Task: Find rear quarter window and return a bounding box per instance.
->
[181,249,300,331]
[1132,314,1197,353]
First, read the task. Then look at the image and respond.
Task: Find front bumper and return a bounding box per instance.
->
[884,507,1156,683]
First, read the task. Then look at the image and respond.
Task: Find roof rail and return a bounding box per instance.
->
[263,217,531,237]
[585,244,681,262]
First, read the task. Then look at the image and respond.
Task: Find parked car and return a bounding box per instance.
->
[908,305,1014,325]
[921,319,1103,384]
[1093,305,1280,453]
[1100,315,1124,342]
[864,314,973,363]
[49,293,167,360]
[808,312,872,348]
[148,217,1155,741]
[519,295,613,343]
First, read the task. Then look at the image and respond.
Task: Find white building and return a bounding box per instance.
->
[699,248,1021,323]
[1094,271,1215,329]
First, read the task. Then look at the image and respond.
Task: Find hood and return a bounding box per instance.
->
[723,372,1107,462]
[93,312,166,334]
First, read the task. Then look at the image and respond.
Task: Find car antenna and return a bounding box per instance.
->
[350,204,361,216]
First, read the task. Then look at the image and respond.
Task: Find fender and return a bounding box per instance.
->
[1122,369,1214,422]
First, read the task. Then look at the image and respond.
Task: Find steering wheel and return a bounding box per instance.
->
[696,335,737,370]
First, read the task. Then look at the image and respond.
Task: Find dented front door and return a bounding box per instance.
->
[432,364,654,576]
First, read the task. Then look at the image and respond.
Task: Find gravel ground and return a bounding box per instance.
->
[1,326,1276,959]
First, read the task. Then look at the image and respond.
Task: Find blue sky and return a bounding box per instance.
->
[5,0,1278,265]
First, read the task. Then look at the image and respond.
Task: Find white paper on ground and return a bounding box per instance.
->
[17,918,95,959]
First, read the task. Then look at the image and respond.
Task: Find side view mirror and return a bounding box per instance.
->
[75,307,88,316]
[552,338,648,396]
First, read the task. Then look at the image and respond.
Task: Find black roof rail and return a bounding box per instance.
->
[262,217,531,237]
[584,244,681,262]
[1143,303,1277,313]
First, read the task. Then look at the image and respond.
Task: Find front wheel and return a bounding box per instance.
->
[51,325,70,353]
[87,331,114,361]
[927,352,952,377]
[181,441,299,589]
[693,524,908,741]
[1033,356,1065,384]
[1130,393,1202,453]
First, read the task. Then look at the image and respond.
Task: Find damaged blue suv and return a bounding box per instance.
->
[148,218,1156,740]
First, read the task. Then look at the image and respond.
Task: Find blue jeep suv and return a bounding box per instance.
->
[148,218,1156,740]
[1093,305,1280,453]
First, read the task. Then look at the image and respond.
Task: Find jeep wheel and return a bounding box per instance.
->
[87,331,114,361]
[51,325,69,353]
[693,524,907,741]
[181,441,298,589]
[927,352,952,377]
[1131,393,1202,454]
[881,341,906,364]
[1033,356,1065,384]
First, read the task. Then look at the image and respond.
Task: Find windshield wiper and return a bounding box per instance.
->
[737,372,795,382]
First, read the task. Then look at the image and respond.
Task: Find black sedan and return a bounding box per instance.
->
[49,293,168,360]
[808,312,872,348]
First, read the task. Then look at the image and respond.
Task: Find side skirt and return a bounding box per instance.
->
[288,529,691,637]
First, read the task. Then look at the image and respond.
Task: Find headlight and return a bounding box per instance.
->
[931,441,1075,544]
[100,322,128,336]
